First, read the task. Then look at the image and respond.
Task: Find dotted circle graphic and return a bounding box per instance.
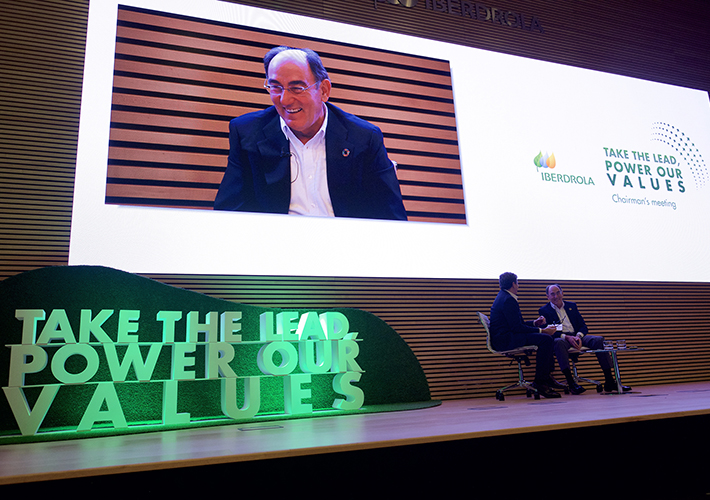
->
[651,122,708,189]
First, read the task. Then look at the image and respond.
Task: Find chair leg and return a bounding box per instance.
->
[572,361,600,387]
[517,361,538,397]
[496,358,539,400]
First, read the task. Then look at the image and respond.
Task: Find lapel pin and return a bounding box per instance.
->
[342,148,350,157]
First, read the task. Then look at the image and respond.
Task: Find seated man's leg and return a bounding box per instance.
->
[519,332,554,383]
[509,333,559,398]
[583,335,612,371]
[584,335,631,391]
[553,337,572,372]
[555,337,585,394]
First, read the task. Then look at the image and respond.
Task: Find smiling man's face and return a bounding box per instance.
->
[266,50,331,144]
[546,285,564,308]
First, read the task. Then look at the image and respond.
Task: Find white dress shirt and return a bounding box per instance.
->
[279,108,334,217]
[552,302,583,339]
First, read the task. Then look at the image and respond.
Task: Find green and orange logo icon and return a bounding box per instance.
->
[534,151,556,171]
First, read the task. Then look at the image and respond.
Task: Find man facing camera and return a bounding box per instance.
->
[489,272,561,398]
[538,284,631,393]
[214,46,407,220]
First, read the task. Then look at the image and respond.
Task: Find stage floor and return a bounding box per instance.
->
[2,381,710,486]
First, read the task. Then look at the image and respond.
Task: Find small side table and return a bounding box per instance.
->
[584,346,644,394]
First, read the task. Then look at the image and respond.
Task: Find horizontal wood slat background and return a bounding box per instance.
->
[107,6,465,223]
[145,275,710,399]
[2,0,710,400]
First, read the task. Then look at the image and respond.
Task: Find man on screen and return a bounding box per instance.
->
[214,46,407,220]
[489,272,561,398]
[538,284,631,393]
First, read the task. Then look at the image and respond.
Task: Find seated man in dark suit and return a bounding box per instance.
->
[489,272,561,398]
[538,284,631,393]
[214,45,407,221]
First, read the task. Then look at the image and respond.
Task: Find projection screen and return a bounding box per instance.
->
[69,0,710,281]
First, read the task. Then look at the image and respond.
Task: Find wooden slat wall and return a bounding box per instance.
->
[2,0,710,400]
[0,0,86,277]
[144,275,710,400]
[107,6,465,223]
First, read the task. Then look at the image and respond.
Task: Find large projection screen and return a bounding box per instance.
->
[69,0,710,281]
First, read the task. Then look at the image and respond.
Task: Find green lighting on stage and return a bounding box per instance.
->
[0,266,436,444]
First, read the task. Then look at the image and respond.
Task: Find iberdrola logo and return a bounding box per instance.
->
[534,151,556,171]
[536,150,595,186]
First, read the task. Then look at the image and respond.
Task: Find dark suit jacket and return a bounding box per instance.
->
[489,289,540,351]
[214,103,407,220]
[538,301,589,338]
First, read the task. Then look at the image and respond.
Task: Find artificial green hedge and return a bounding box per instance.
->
[0,266,437,444]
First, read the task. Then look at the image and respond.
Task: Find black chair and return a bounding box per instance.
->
[477,312,540,401]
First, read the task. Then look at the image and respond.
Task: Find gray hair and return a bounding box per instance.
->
[263,46,330,83]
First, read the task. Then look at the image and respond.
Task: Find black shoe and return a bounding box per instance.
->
[532,382,561,398]
[604,381,632,392]
[567,382,586,395]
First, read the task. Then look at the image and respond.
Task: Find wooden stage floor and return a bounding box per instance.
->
[2,381,710,494]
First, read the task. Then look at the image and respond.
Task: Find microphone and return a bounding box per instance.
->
[281,139,292,158]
